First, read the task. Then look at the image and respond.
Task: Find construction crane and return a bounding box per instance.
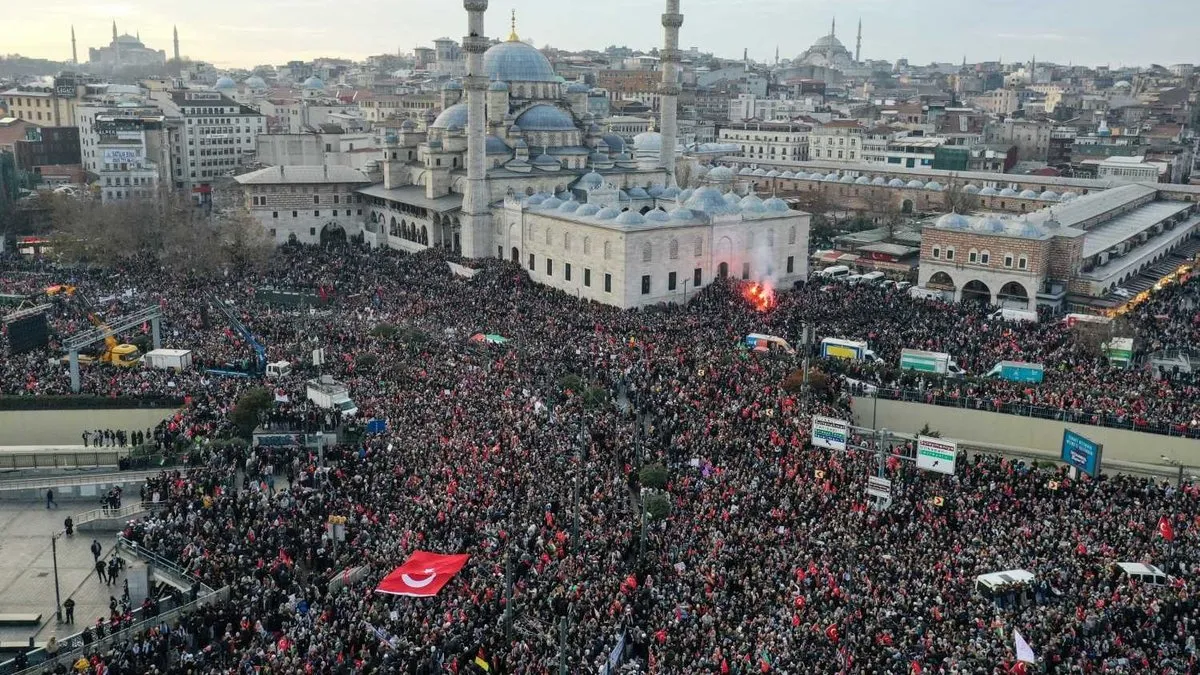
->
[52,285,142,367]
[207,294,267,377]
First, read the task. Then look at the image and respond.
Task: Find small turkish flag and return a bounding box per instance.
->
[376,551,470,597]
[1158,516,1175,542]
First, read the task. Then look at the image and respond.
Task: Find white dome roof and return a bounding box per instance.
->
[1019,189,1040,199]
[707,166,735,181]
[906,180,925,189]
[483,40,557,83]
[1040,190,1060,200]
[302,76,324,90]
[214,76,235,90]
[576,204,601,217]
[937,213,971,230]
[615,211,645,225]
[645,209,671,222]
[963,184,980,194]
[633,131,663,152]
[979,187,998,196]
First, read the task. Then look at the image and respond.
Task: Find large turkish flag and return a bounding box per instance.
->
[376,551,470,597]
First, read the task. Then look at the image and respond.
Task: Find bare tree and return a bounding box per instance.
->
[942,173,980,214]
[675,160,695,190]
[862,187,902,239]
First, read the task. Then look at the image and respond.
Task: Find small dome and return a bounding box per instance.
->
[647,185,665,197]
[752,168,768,177]
[660,186,681,199]
[824,173,841,182]
[516,104,576,131]
[486,136,512,155]
[937,213,971,230]
[1040,190,1060,200]
[566,82,590,93]
[532,154,561,171]
[695,165,710,177]
[618,189,631,201]
[684,186,738,215]
[962,184,980,194]
[888,178,906,187]
[979,186,998,196]
[739,167,754,176]
[601,134,625,152]
[558,199,581,213]
[431,103,468,129]
[839,174,855,183]
[780,171,797,179]
[998,188,1018,197]
[739,194,766,212]
[525,193,547,206]
[645,209,671,223]
[765,169,780,178]
[975,217,1007,233]
[578,171,604,189]
[595,207,621,220]
[1019,189,1039,199]
[302,76,324,90]
[855,176,871,184]
[399,119,416,130]
[677,188,696,202]
[576,204,601,217]
[872,176,888,186]
[633,132,663,152]
[214,76,236,90]
[488,80,510,92]
[906,180,925,189]
[244,75,267,89]
[540,195,563,209]
[1060,191,1078,201]
[925,181,943,191]
[763,197,790,213]
[1006,221,1044,238]
[708,166,735,181]
[723,192,741,205]
[442,80,463,91]
[669,207,695,221]
[627,187,650,199]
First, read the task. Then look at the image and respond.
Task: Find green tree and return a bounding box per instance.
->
[645,492,671,521]
[230,387,273,437]
[639,463,668,490]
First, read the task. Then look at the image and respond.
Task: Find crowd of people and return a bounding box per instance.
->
[0,243,1197,674]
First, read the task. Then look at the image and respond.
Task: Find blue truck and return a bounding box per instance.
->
[985,361,1044,384]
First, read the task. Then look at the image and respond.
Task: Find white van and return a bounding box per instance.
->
[818,265,851,280]
[266,361,293,378]
[975,569,1036,608]
[846,274,866,285]
[990,308,1039,323]
[1114,562,1170,586]
[859,271,886,285]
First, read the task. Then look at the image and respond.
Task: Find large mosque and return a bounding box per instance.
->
[240,0,811,308]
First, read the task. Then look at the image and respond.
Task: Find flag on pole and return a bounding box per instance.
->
[376,551,470,597]
[1158,516,1175,542]
[1013,629,1037,663]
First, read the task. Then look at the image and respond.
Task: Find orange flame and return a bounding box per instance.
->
[742,281,776,313]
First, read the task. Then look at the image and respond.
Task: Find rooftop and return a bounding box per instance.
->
[234,165,370,185]
[357,184,464,213]
[1080,201,1193,258]
[1024,184,1158,230]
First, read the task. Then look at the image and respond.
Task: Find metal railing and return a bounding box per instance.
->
[0,470,162,493]
[72,502,153,526]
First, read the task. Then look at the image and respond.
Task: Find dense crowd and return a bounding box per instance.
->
[1,244,1198,674]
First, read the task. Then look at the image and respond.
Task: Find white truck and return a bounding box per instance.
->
[990,308,1039,323]
[306,375,358,417]
[900,348,964,376]
[142,349,193,371]
[820,338,883,363]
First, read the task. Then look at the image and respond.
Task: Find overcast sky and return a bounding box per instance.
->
[9,0,1196,70]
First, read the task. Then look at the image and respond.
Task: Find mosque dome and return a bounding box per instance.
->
[872,176,888,186]
[780,171,797,179]
[766,169,780,178]
[795,30,855,70]
[752,168,768,177]
[723,191,741,205]
[244,76,267,89]
[937,213,971,230]
[739,168,754,176]
[302,76,324,90]
[595,207,621,220]
[483,40,558,83]
[963,184,980,194]
[855,176,871,184]
[824,173,841,182]
[578,171,604,189]
[516,104,576,131]
[887,178,906,187]
[1040,190,1060,201]
[906,180,925,189]
[633,131,663,152]
[660,186,681,199]
[739,194,766,213]
[1006,221,1044,238]
[677,188,696,202]
[763,197,790,213]
[533,154,562,171]
[601,134,626,153]
[525,193,547,206]
[669,207,695,221]
[627,186,650,199]
[488,79,510,92]
[979,187,998,196]
[214,76,236,90]
[974,217,1007,233]
[1019,189,1040,199]
[647,185,665,198]
[684,186,735,214]
[616,211,646,225]
[576,204,602,217]
[442,80,463,91]
[925,181,943,191]
[558,199,581,213]
[839,174,855,183]
[486,136,511,155]
[1060,191,1078,201]
[400,119,416,130]
[431,103,469,130]
[998,188,1018,197]
[540,195,564,209]
[566,82,590,93]
[645,209,671,223]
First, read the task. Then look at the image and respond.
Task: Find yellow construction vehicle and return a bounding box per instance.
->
[54,287,142,367]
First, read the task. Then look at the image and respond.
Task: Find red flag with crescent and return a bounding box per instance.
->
[376,551,469,597]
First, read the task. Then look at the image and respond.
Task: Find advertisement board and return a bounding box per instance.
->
[866,476,892,499]
[103,148,140,164]
[916,436,957,475]
[1061,429,1103,477]
[811,416,849,451]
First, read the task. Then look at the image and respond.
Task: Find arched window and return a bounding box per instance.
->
[694,237,703,257]
[642,242,653,263]
[545,228,552,246]
[767,229,775,248]
[669,238,679,260]
[603,241,611,260]
[564,232,572,252]
[583,237,591,255]
[745,233,754,252]
[968,248,978,263]
[788,226,796,245]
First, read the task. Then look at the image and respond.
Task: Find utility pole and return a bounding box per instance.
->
[638,492,648,563]
[573,408,584,551]
[51,533,63,623]
[558,615,569,675]
[800,323,811,402]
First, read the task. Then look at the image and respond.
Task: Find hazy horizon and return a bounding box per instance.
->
[6,0,1196,71]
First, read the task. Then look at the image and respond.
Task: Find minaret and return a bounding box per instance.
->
[112,21,117,42]
[831,17,836,38]
[855,19,862,63]
[460,0,490,258]
[71,26,77,64]
[659,0,683,186]
[173,25,180,62]
[1031,54,1036,83]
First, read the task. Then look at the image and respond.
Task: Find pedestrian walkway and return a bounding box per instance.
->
[0,503,123,645]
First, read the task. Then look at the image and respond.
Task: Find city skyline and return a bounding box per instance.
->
[5,0,1197,70]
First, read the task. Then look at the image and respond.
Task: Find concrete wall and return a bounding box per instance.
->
[851,397,1200,468]
[0,408,178,447]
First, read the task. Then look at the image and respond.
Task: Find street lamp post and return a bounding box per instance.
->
[51,532,63,623]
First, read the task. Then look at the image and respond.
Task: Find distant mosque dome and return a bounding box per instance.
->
[515,104,576,131]
[483,38,558,83]
[244,75,267,89]
[431,103,468,130]
[633,131,663,153]
[302,76,325,90]
[566,82,590,94]
[707,166,734,181]
[214,76,235,90]
[442,80,463,91]
[795,24,855,71]
[578,171,604,189]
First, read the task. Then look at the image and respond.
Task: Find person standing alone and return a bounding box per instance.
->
[45,489,57,509]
